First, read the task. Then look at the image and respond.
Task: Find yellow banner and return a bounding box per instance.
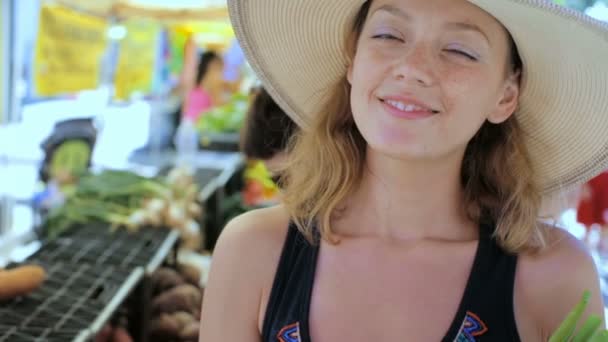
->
[114,20,160,100]
[35,5,108,96]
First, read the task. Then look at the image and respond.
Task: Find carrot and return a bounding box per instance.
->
[0,265,46,300]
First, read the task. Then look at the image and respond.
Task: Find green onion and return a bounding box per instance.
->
[589,330,608,342]
[573,315,602,342]
[549,290,591,342]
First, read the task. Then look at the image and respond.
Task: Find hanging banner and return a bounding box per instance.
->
[114,20,160,100]
[34,5,108,96]
[167,25,191,76]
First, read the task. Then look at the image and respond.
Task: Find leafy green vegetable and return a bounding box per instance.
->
[574,315,603,342]
[550,290,591,342]
[43,167,205,250]
[196,92,248,134]
[550,290,608,342]
[44,169,169,238]
[589,330,608,342]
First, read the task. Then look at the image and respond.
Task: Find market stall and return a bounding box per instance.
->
[0,165,215,341]
[0,226,179,342]
[0,0,251,341]
[4,0,607,340]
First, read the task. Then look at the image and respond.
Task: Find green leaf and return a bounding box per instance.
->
[549,290,591,342]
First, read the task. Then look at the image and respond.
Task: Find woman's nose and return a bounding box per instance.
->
[392,43,437,87]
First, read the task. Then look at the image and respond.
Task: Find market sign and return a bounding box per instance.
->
[114,20,160,100]
[35,5,108,96]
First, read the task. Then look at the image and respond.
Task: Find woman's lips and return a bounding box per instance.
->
[380,97,440,120]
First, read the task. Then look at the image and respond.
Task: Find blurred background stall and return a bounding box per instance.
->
[0,0,607,341]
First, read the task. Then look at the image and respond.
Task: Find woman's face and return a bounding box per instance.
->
[348,0,521,161]
[204,58,225,85]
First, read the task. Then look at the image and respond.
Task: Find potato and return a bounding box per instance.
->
[171,311,197,328]
[149,311,197,341]
[150,268,185,296]
[112,326,133,342]
[179,321,200,341]
[151,284,202,316]
[177,263,202,287]
[94,324,113,342]
[149,313,181,341]
[179,220,202,251]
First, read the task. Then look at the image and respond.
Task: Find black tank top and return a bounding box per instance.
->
[262,222,520,342]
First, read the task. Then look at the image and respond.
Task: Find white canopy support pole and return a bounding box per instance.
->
[0,0,14,123]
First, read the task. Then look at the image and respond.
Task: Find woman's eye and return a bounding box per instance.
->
[445,49,478,61]
[372,33,402,41]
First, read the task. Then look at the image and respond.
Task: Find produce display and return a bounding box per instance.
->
[44,167,204,250]
[219,160,280,223]
[95,323,133,342]
[549,290,608,341]
[0,265,46,301]
[196,92,249,134]
[219,192,253,224]
[149,264,204,341]
[242,160,280,206]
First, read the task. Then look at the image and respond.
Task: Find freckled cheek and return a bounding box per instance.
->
[439,73,487,115]
[354,46,395,75]
[351,61,385,102]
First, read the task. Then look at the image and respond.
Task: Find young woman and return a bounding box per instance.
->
[183,50,225,123]
[201,0,608,340]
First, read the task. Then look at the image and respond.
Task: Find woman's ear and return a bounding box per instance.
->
[488,71,520,124]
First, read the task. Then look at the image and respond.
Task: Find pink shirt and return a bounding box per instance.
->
[184,88,213,122]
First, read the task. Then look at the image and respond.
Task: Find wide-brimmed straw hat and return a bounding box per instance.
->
[228,0,608,195]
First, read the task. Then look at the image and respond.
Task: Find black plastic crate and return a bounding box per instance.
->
[157,166,222,187]
[199,132,240,152]
[193,168,223,188]
[33,224,172,269]
[0,261,134,341]
[0,327,83,342]
[0,224,178,341]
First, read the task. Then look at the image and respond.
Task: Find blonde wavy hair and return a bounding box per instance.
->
[281,0,547,253]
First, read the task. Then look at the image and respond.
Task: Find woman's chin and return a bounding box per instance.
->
[367,140,432,162]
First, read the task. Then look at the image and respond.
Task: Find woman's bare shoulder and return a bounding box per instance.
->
[515,224,605,339]
[517,225,599,296]
[212,205,292,284]
[218,204,291,253]
[199,205,291,340]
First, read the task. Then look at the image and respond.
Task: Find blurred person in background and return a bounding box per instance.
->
[577,171,608,249]
[183,51,226,123]
[240,87,297,177]
[221,87,297,220]
[577,171,608,229]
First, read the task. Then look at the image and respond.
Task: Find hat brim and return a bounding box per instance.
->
[229,0,608,195]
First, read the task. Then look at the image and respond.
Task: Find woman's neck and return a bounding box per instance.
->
[335,148,476,242]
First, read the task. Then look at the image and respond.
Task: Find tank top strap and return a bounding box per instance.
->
[262,222,318,341]
[443,222,520,341]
